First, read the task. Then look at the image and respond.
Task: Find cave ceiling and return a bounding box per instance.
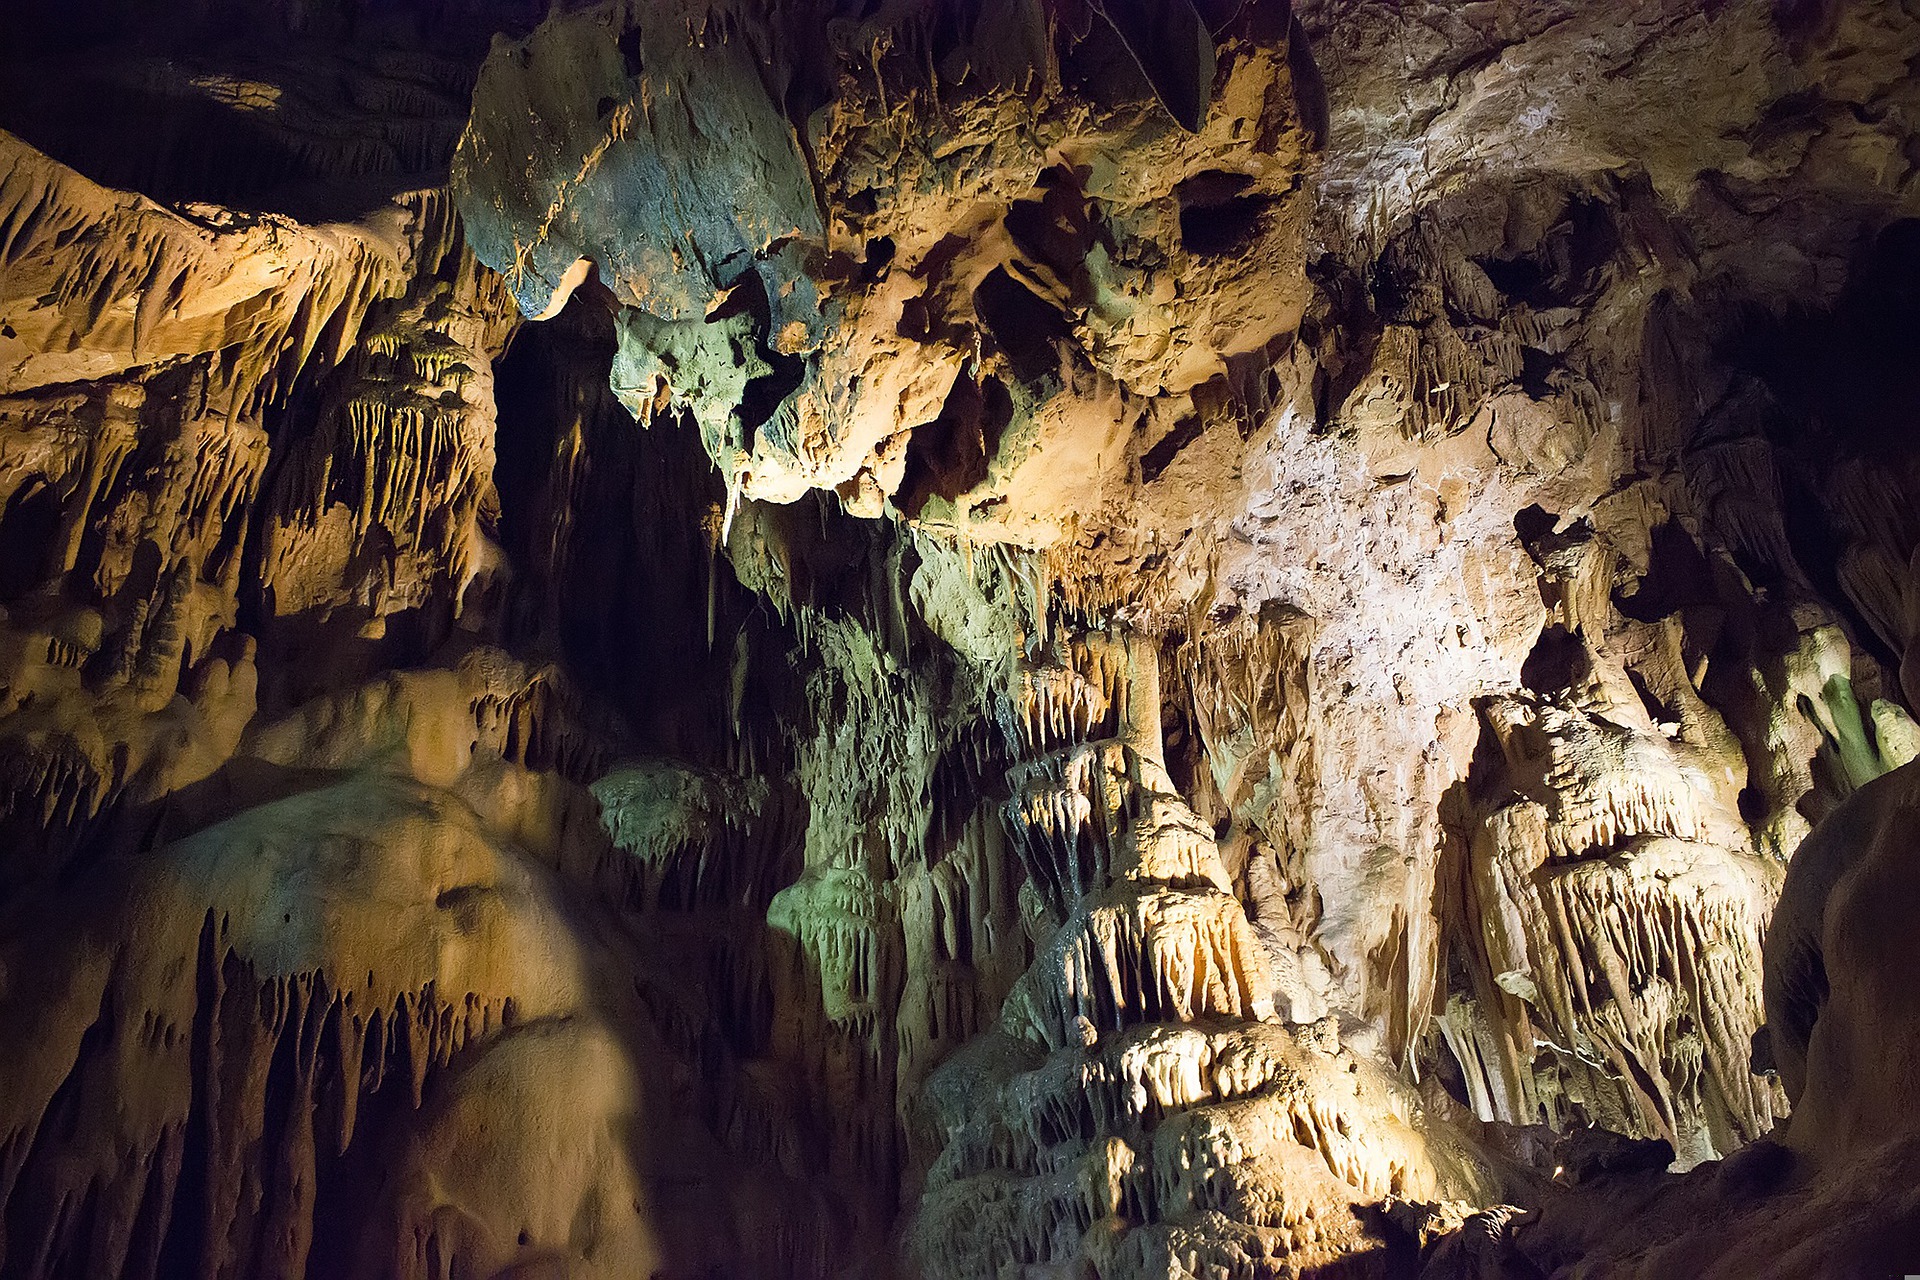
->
[0,0,1919,1277]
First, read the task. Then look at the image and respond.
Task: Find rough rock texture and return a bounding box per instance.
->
[454,0,1318,539]
[1,0,1920,1277]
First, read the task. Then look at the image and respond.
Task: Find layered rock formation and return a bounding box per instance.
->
[1,0,1919,1276]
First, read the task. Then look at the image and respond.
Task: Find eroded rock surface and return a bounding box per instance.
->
[1,0,1920,1277]
[454,0,1317,538]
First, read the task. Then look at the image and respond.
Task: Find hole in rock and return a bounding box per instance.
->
[1478,254,1547,303]
[894,376,1010,518]
[1616,522,1715,622]
[860,235,895,282]
[1737,218,1920,450]
[1624,664,1677,726]
[617,25,646,77]
[1477,193,1622,309]
[1518,345,1562,399]
[707,268,808,454]
[0,480,60,601]
[1140,414,1206,483]
[1775,466,1865,644]
[1177,171,1273,258]
[973,267,1070,383]
[1521,625,1589,694]
[1512,502,1560,546]
[1004,165,1095,289]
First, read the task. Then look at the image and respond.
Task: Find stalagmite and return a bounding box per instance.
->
[1,0,1920,1276]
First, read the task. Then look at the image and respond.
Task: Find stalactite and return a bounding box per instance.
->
[1446,684,1791,1163]
[0,922,521,1280]
[5,0,1920,1275]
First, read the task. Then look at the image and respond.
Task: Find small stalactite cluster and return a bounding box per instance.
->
[0,780,563,1280]
[0,372,274,886]
[259,211,516,629]
[0,132,425,411]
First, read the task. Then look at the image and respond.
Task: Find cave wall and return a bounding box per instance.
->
[0,0,1918,1277]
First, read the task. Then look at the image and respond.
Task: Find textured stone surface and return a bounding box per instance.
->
[0,0,1919,1276]
[454,0,1317,538]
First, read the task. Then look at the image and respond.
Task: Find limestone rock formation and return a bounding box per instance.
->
[454,0,1316,538]
[1,0,1920,1277]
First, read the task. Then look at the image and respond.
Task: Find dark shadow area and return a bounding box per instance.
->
[893,375,1011,518]
[0,0,543,219]
[0,480,61,602]
[1178,171,1275,258]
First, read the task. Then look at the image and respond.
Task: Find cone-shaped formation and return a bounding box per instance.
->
[3,0,1920,1276]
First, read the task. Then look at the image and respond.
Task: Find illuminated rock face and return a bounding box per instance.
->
[2,0,1920,1277]
[453,0,1318,539]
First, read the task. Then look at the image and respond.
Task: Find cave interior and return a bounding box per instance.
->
[1,0,1919,1276]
